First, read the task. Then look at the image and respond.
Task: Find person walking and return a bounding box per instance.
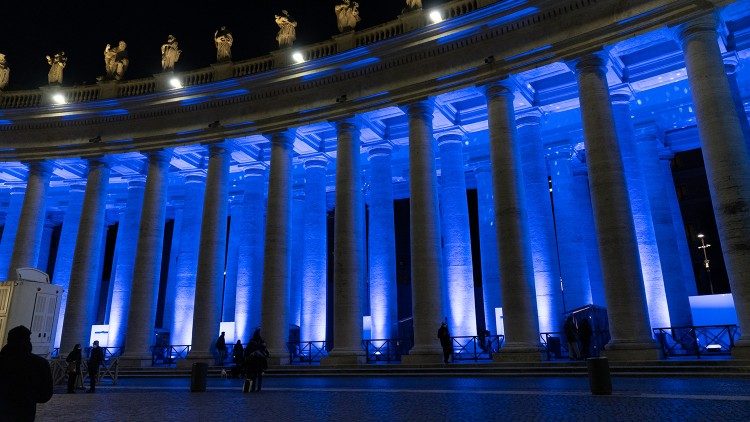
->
[437,321,452,364]
[65,344,83,393]
[243,328,269,393]
[86,340,105,393]
[215,332,227,366]
[564,315,580,360]
[232,340,244,379]
[0,325,53,421]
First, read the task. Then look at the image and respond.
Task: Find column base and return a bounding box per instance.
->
[176,351,214,369]
[603,340,662,361]
[400,345,444,365]
[731,339,750,361]
[266,348,290,366]
[492,344,543,362]
[320,349,365,366]
[118,354,154,368]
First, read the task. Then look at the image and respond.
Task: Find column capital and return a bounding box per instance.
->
[206,142,230,157]
[146,149,173,165]
[723,54,739,75]
[366,143,393,160]
[331,115,360,131]
[403,98,434,120]
[270,129,296,147]
[126,175,147,189]
[436,133,464,148]
[675,13,719,44]
[610,84,634,105]
[242,163,267,177]
[6,183,26,195]
[183,169,207,184]
[634,123,662,144]
[481,79,514,101]
[516,108,542,127]
[572,52,609,76]
[303,155,329,170]
[66,180,87,193]
[24,160,54,178]
[87,155,112,170]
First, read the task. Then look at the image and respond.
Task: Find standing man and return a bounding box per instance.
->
[0,325,53,421]
[437,321,452,364]
[87,340,105,393]
[215,332,227,366]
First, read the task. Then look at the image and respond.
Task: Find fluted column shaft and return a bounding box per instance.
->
[636,133,692,327]
[324,118,365,364]
[367,146,398,340]
[484,83,540,360]
[60,158,110,352]
[571,158,606,306]
[300,158,329,342]
[438,135,477,336]
[517,111,563,332]
[106,177,146,348]
[167,171,205,346]
[122,151,171,364]
[260,131,295,362]
[0,187,26,278]
[8,161,52,279]
[575,54,657,358]
[474,165,502,336]
[234,166,267,343]
[549,147,593,310]
[402,100,445,363]
[52,183,86,347]
[289,183,305,330]
[190,144,230,360]
[678,15,750,352]
[222,202,242,324]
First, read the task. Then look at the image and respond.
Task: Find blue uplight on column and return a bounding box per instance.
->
[438,134,477,336]
[612,89,671,329]
[517,110,563,333]
[51,183,85,347]
[367,145,398,340]
[106,178,146,347]
[0,186,26,278]
[234,165,267,343]
[300,157,328,342]
[167,171,206,346]
[473,164,503,336]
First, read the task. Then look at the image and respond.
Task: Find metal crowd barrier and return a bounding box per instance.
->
[287,341,328,364]
[451,335,504,361]
[362,339,409,363]
[540,330,608,361]
[653,325,740,358]
[150,345,191,366]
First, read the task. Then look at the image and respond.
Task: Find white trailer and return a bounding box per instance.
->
[0,268,63,357]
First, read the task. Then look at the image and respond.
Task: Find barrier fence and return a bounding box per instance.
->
[653,325,740,358]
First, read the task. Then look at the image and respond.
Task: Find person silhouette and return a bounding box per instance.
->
[437,320,452,364]
[0,325,53,420]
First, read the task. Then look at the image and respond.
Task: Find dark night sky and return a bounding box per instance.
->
[0,1,448,91]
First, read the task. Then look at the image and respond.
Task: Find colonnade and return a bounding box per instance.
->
[2,13,750,362]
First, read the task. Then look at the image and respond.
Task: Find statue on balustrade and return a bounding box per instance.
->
[45,51,67,85]
[214,26,234,62]
[335,0,361,33]
[103,41,129,81]
[275,10,297,49]
[160,34,181,71]
[0,54,9,91]
[405,0,422,11]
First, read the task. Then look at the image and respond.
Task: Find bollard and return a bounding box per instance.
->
[586,357,612,395]
[190,362,208,392]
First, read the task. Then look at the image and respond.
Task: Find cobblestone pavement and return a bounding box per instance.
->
[37,376,750,421]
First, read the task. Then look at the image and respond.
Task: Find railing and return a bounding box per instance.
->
[445,0,480,19]
[654,325,740,359]
[49,355,120,386]
[117,78,156,97]
[182,69,215,87]
[362,338,410,363]
[287,341,328,364]
[233,56,275,78]
[0,90,42,109]
[355,21,405,47]
[301,41,339,62]
[540,330,608,361]
[150,345,191,366]
[66,85,101,103]
[451,335,504,361]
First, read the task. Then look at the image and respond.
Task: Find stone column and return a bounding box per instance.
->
[473,164,502,336]
[300,157,329,343]
[7,161,53,279]
[574,54,658,360]
[60,158,110,353]
[121,150,171,366]
[189,143,230,362]
[106,176,146,348]
[571,154,606,306]
[234,165,267,343]
[484,82,541,361]
[323,118,365,365]
[260,130,295,364]
[611,87,670,329]
[36,219,56,273]
[166,170,206,346]
[635,129,692,327]
[0,186,26,278]
[367,145,398,340]
[52,182,86,347]
[289,182,305,331]
[548,145,593,310]
[222,200,242,324]
[437,134,477,337]
[401,100,445,364]
[659,153,697,297]
[517,109,564,332]
[724,57,750,144]
[677,15,750,357]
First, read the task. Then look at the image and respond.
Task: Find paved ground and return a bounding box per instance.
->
[37,375,750,421]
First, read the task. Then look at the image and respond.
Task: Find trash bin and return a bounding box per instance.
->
[586,357,612,395]
[190,362,208,392]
